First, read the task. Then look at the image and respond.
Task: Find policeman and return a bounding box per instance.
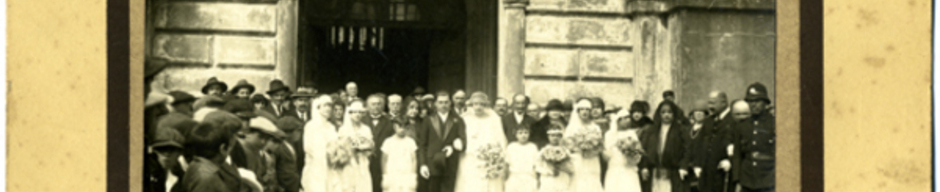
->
[734,82,775,192]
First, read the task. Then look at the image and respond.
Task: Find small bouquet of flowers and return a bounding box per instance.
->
[565,129,604,156]
[539,145,571,176]
[327,137,354,169]
[616,136,644,159]
[476,143,507,179]
[349,135,375,157]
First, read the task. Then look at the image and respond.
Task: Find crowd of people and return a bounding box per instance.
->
[144,64,775,192]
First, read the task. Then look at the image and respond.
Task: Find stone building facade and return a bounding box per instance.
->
[146,0,775,111]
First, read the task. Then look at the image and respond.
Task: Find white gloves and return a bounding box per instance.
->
[443,146,454,157]
[727,144,735,156]
[718,159,732,171]
[679,169,688,180]
[420,166,431,179]
[694,167,703,178]
[640,168,649,180]
[454,139,463,151]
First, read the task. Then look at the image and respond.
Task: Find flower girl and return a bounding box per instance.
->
[505,126,539,192]
[381,119,419,192]
[537,123,573,192]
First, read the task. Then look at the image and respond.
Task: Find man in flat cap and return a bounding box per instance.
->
[731,83,775,192]
[145,126,189,192]
[156,91,197,137]
[230,117,287,192]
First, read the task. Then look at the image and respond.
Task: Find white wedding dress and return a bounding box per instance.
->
[603,129,642,192]
[455,109,507,192]
[301,103,339,192]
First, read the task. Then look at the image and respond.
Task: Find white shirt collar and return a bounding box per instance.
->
[514,112,525,124]
[438,111,449,121]
[719,107,731,120]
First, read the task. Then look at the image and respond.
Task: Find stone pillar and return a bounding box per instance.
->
[498,0,528,98]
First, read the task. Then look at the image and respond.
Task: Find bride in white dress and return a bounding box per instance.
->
[336,101,373,192]
[455,92,507,192]
[564,98,604,192]
[603,115,643,192]
[302,95,340,192]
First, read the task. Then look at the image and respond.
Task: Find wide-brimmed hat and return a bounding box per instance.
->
[544,99,564,112]
[249,117,286,139]
[201,77,229,94]
[744,82,771,104]
[224,99,257,119]
[229,79,256,95]
[291,87,317,99]
[168,91,196,105]
[266,80,291,95]
[151,127,186,149]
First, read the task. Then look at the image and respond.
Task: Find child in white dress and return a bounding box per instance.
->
[538,123,573,192]
[505,127,539,192]
[381,120,418,192]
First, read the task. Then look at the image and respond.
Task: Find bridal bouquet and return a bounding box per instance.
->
[565,129,604,156]
[327,137,354,169]
[349,135,375,156]
[476,143,507,179]
[539,145,570,175]
[616,136,644,158]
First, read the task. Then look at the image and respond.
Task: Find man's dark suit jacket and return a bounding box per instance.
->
[640,122,689,191]
[416,110,467,177]
[501,112,537,143]
[270,142,300,192]
[261,103,291,118]
[283,110,312,122]
[362,113,396,192]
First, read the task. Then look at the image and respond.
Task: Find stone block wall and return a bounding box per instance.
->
[671,9,776,110]
[524,0,640,108]
[147,0,296,96]
[521,0,775,111]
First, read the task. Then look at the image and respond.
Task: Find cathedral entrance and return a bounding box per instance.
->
[296,0,497,96]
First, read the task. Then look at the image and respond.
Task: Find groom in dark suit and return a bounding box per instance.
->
[416,91,467,192]
[364,93,397,192]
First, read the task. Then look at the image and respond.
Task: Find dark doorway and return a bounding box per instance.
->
[302,27,441,96]
[296,0,501,97]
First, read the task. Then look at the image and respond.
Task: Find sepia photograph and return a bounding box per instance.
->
[142,0,776,191]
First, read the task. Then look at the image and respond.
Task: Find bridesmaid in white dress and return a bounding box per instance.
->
[337,101,374,192]
[603,116,643,192]
[455,92,507,192]
[302,95,340,192]
[563,98,604,192]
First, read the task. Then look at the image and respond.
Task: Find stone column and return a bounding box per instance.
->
[498,0,528,98]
